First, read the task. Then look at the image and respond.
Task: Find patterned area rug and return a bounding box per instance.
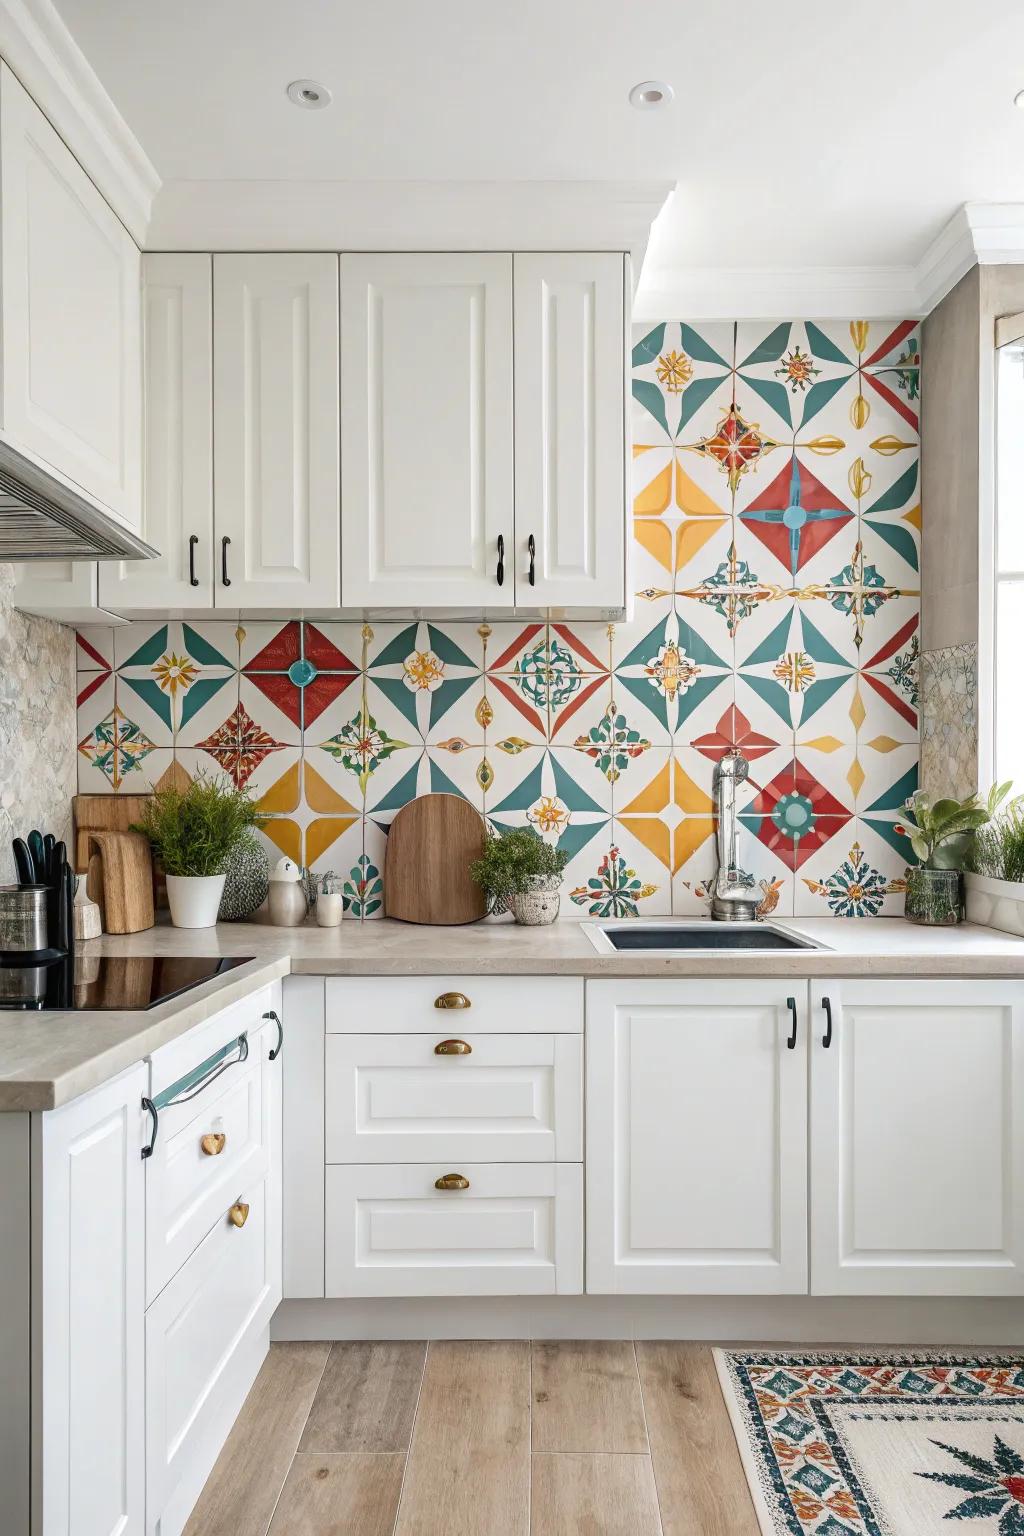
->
[715,1350,1024,1535]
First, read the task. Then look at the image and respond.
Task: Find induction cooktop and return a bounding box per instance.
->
[0,953,253,1011]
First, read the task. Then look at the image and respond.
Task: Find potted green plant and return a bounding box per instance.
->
[132,774,265,928]
[470,829,568,926]
[900,783,1013,925]
[965,792,1024,935]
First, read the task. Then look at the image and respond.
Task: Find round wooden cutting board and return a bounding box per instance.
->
[383,794,488,925]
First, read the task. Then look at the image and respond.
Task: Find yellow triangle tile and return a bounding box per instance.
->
[675,517,727,574]
[674,463,727,519]
[621,759,670,816]
[903,503,922,529]
[847,757,866,799]
[848,687,866,731]
[261,818,301,863]
[305,816,358,868]
[633,442,659,459]
[634,461,672,515]
[673,817,715,873]
[633,517,673,574]
[673,760,715,815]
[618,816,671,869]
[304,758,359,815]
[256,760,300,814]
[801,735,843,753]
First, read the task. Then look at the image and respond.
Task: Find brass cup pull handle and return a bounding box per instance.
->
[200,1132,226,1156]
[228,1201,249,1228]
[434,1038,472,1056]
[434,991,471,1010]
[434,1173,470,1191]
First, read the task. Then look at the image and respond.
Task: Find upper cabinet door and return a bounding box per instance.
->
[99,254,214,609]
[811,979,1024,1297]
[214,254,340,608]
[0,65,141,529]
[340,253,514,608]
[513,254,626,607]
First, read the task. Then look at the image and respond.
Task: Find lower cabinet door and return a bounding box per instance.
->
[145,1178,276,1536]
[325,1163,583,1297]
[586,980,809,1294]
[810,979,1024,1296]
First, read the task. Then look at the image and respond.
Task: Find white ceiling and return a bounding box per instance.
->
[51,0,1024,275]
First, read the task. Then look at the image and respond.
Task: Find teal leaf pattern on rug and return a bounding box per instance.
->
[917,1436,1024,1525]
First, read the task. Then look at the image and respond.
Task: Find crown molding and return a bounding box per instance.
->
[0,0,160,242]
[144,178,674,265]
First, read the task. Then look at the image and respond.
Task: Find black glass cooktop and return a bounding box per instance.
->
[0,953,253,1011]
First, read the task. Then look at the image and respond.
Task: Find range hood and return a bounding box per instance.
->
[0,437,156,561]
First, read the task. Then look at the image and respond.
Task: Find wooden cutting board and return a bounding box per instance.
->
[83,831,155,934]
[73,793,153,873]
[383,794,488,925]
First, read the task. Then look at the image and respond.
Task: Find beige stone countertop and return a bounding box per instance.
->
[2,915,1023,1111]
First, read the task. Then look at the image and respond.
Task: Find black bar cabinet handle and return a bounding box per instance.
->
[265,1009,284,1062]
[821,995,833,1049]
[141,1098,158,1160]
[496,534,504,587]
[528,533,536,587]
[786,995,797,1050]
[221,535,231,587]
[188,534,199,588]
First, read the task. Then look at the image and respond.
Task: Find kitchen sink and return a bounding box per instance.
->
[584,920,824,954]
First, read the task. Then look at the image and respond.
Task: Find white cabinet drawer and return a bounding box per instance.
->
[149,984,279,1098]
[325,1032,582,1163]
[325,1162,583,1297]
[145,1177,278,1536]
[325,976,583,1034]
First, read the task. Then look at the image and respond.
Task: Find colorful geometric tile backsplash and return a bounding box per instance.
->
[76,318,921,919]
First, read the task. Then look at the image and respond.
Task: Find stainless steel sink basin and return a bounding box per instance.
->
[584,921,824,954]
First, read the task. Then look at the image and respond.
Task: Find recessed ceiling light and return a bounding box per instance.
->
[1015,88,1024,108]
[629,80,674,110]
[287,79,332,110]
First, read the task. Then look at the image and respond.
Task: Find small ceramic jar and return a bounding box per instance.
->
[317,873,344,928]
[267,857,308,927]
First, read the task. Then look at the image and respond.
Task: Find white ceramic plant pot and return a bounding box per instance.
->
[509,875,561,927]
[964,872,1024,938]
[165,873,227,929]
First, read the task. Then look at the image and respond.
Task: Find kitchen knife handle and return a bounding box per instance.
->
[12,838,33,886]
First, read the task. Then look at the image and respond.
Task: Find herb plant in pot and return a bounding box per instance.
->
[965,793,1024,935]
[900,784,1013,926]
[132,775,265,929]
[470,829,568,926]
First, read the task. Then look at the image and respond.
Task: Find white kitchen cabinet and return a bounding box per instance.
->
[12,559,125,624]
[35,1064,147,1536]
[99,254,214,609]
[513,253,627,607]
[340,253,514,608]
[214,253,340,607]
[0,63,141,530]
[586,980,809,1295]
[810,979,1024,1297]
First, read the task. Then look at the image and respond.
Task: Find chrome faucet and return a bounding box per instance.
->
[711,749,758,921]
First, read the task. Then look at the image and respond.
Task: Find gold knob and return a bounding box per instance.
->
[434,991,471,1010]
[228,1201,249,1228]
[434,1038,472,1056]
[434,1173,470,1191]
[200,1132,226,1156]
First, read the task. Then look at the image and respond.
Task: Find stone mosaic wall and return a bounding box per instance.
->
[920,642,978,801]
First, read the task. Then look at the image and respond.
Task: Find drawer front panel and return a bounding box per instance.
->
[325,1162,583,1297]
[325,976,583,1035]
[149,983,279,1098]
[146,1040,266,1304]
[145,1176,275,1536]
[325,1033,582,1163]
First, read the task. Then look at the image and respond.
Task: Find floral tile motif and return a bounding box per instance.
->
[74,315,919,917]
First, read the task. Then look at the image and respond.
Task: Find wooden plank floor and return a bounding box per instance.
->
[185,1340,759,1536]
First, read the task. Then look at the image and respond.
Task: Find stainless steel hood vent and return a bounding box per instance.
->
[0,437,156,561]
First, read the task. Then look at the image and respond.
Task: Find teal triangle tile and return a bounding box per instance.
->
[800,613,852,669]
[178,673,233,729]
[371,623,419,668]
[428,674,477,732]
[550,752,605,814]
[677,674,730,728]
[677,620,727,670]
[864,463,918,518]
[737,374,792,429]
[861,817,915,861]
[617,672,671,734]
[119,674,172,731]
[679,324,730,367]
[800,674,850,724]
[799,373,849,429]
[429,760,468,799]
[739,323,791,369]
[370,759,421,815]
[491,758,544,815]
[557,819,608,861]
[121,624,168,668]
[867,520,919,573]
[632,324,666,368]
[632,379,670,436]
[736,673,790,726]
[804,322,853,367]
[864,762,919,815]
[372,675,419,731]
[677,373,726,431]
[426,624,478,669]
[742,612,792,669]
[619,618,670,672]
[182,623,233,668]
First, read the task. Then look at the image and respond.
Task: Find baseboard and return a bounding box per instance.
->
[271,1295,1024,1345]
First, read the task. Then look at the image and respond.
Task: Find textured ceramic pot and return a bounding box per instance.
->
[965,872,1024,936]
[165,873,227,929]
[509,875,561,926]
[904,867,963,926]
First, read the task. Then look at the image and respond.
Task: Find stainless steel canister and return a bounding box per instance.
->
[0,884,49,954]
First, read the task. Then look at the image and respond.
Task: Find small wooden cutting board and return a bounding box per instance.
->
[383,794,487,925]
